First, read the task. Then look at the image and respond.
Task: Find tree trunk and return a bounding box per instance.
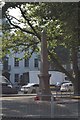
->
[49,49,80,95]
[72,46,80,95]
[49,51,75,82]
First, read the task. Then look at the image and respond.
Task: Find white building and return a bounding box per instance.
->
[6,51,67,86]
[0,61,3,75]
[7,51,40,85]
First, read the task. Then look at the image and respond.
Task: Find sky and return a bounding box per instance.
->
[9,8,21,18]
[9,8,25,28]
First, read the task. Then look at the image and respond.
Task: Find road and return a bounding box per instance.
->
[0,94,80,119]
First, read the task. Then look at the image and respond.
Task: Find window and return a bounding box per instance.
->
[15,74,19,82]
[24,59,29,67]
[34,58,38,68]
[14,58,19,67]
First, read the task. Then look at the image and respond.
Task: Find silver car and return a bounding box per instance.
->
[21,83,39,94]
[60,82,74,92]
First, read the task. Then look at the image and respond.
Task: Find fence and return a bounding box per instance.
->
[1,93,79,120]
[54,91,74,98]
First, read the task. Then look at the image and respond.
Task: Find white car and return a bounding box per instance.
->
[60,82,74,92]
[21,83,39,94]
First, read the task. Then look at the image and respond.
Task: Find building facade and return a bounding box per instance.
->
[6,52,40,85]
[1,48,80,86]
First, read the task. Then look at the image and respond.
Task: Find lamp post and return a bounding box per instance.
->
[38,29,51,101]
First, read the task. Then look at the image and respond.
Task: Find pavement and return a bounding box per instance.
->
[1,91,80,100]
[1,93,36,97]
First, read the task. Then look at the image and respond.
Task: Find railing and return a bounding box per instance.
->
[53,91,74,98]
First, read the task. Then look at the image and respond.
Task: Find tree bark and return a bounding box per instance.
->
[72,46,80,95]
[49,51,75,82]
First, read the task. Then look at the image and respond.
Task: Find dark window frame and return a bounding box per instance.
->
[14,58,19,67]
[24,59,29,67]
[15,74,19,82]
[34,58,38,68]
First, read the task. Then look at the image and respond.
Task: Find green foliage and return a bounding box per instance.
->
[2,2,80,94]
[2,2,79,63]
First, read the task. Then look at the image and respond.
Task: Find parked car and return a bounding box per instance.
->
[60,81,72,85]
[55,81,71,91]
[60,82,74,92]
[21,83,39,94]
[0,76,18,94]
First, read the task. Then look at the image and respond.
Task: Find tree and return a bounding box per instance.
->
[2,2,80,95]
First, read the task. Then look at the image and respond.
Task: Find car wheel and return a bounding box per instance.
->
[31,89,36,93]
[24,91,27,94]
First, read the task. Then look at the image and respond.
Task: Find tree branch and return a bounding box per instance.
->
[8,15,25,24]
[18,6,41,40]
[6,15,35,35]
[49,51,75,82]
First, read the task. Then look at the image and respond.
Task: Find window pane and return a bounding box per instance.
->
[24,59,29,67]
[34,58,38,68]
[14,58,19,67]
[15,74,19,82]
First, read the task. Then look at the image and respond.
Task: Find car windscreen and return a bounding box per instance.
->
[0,76,11,84]
[23,84,34,88]
[33,84,39,87]
[22,83,39,88]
